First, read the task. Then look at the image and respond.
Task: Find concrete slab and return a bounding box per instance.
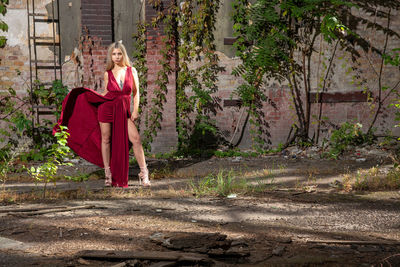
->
[0,237,30,250]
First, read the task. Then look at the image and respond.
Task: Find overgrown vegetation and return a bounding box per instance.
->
[231,0,400,149]
[0,78,69,160]
[144,0,225,154]
[0,73,71,186]
[342,166,400,191]
[232,0,354,149]
[28,125,73,198]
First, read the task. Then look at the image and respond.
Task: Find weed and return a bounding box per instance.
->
[189,168,277,197]
[28,125,74,198]
[189,174,215,197]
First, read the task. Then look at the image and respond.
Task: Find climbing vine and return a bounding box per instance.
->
[143,0,178,151]
[176,0,224,151]
[132,21,150,148]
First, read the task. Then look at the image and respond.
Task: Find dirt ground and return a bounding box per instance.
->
[0,154,400,266]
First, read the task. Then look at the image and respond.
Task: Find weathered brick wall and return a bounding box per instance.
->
[81,0,112,46]
[79,0,112,91]
[144,2,178,152]
[79,35,107,91]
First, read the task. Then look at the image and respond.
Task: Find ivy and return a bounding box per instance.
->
[132,21,150,148]
[146,0,224,152]
[143,0,178,151]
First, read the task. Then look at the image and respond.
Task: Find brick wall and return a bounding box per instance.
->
[81,0,113,46]
[0,45,30,92]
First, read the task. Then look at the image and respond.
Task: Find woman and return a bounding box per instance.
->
[54,41,150,187]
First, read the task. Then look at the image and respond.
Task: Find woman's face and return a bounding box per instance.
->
[111,48,123,66]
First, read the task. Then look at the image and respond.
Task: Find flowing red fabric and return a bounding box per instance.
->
[53,67,136,187]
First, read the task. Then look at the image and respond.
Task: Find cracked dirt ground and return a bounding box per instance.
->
[0,156,399,266]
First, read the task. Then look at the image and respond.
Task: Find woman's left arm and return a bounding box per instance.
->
[131,67,140,122]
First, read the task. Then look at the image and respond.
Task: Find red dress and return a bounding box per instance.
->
[54,67,136,187]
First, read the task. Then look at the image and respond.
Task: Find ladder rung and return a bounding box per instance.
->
[36,66,61,70]
[35,82,53,86]
[31,60,57,63]
[34,18,59,23]
[38,111,56,115]
[28,13,47,17]
[30,36,56,40]
[34,42,60,46]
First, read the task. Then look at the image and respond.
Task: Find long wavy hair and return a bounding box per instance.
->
[105,41,131,71]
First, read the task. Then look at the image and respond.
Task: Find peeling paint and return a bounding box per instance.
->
[1,10,28,48]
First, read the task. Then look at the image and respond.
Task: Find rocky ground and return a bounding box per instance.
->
[0,147,399,266]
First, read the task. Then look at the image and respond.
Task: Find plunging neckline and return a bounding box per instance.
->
[111,67,128,90]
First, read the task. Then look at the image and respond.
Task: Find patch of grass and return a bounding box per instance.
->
[189,170,246,197]
[341,166,400,191]
[189,169,277,197]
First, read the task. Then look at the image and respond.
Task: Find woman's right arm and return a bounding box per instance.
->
[102,72,109,96]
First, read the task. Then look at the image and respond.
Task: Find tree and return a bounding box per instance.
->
[232,0,353,148]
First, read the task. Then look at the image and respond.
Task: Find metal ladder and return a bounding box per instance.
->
[26,0,62,136]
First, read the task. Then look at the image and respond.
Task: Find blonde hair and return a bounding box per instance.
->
[105,41,131,70]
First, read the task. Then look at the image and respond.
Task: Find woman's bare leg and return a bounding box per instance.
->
[127,119,146,168]
[99,122,112,186]
[127,119,150,185]
[99,122,112,168]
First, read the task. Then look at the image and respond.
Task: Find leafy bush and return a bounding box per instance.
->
[0,80,69,162]
[328,122,375,159]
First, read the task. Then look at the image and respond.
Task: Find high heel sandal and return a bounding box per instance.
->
[104,167,112,187]
[138,167,151,187]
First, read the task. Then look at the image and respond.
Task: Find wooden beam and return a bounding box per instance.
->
[309,91,369,103]
[223,99,242,107]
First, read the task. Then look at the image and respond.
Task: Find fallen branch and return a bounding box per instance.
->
[78,250,212,264]
[0,206,67,213]
[7,205,95,216]
[307,240,400,245]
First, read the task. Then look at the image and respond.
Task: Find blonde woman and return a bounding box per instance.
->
[54,41,150,187]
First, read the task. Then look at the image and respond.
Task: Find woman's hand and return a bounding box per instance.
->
[130,112,139,122]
